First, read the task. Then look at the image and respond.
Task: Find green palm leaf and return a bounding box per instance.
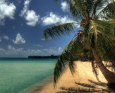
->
[54,32,91,86]
[44,23,78,40]
[96,1,115,20]
[84,20,115,61]
[54,0,109,21]
[92,20,115,62]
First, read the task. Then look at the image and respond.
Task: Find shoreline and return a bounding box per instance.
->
[36,61,115,93]
[26,75,54,93]
[27,64,69,93]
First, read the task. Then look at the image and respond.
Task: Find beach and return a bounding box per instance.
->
[34,61,115,93]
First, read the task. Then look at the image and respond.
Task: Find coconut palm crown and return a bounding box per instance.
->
[44,0,115,86]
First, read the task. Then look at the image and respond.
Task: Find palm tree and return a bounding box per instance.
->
[44,0,115,87]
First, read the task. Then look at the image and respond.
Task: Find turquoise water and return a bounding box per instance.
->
[0,58,57,93]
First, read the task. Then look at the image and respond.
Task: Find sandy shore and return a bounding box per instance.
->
[32,61,115,93]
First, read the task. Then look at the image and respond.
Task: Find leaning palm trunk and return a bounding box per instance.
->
[91,33,115,83]
[92,48,115,83]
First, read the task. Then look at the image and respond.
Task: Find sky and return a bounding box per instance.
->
[0,0,80,58]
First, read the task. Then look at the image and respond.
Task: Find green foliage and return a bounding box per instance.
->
[54,36,82,86]
[99,1,115,20]
[83,20,115,61]
[54,33,92,85]
[44,0,115,86]
[44,23,75,40]
[92,20,115,62]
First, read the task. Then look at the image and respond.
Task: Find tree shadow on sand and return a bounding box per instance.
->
[57,79,115,93]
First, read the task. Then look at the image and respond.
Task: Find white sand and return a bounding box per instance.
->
[31,61,115,93]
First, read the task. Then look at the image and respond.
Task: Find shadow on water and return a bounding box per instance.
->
[56,79,115,93]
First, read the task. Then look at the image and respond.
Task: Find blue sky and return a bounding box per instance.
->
[0,0,80,58]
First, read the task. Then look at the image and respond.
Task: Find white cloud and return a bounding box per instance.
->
[25,10,40,26]
[41,38,45,40]
[0,48,6,54]
[58,47,63,53]
[61,1,69,12]
[13,26,15,29]
[7,45,24,56]
[41,49,57,54]
[19,0,31,16]
[0,46,63,57]
[0,0,16,25]
[41,12,75,26]
[34,44,42,47]
[0,35,9,41]
[13,33,26,44]
[8,45,15,51]
[3,35,9,40]
[41,37,52,40]
[0,19,5,25]
[19,0,40,26]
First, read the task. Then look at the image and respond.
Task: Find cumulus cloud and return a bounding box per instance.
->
[0,46,63,57]
[0,35,9,41]
[0,48,6,54]
[13,33,26,44]
[19,0,40,26]
[19,0,31,16]
[3,35,9,40]
[25,10,40,26]
[8,45,15,50]
[0,0,16,25]
[41,12,75,26]
[61,1,69,12]
[7,45,24,56]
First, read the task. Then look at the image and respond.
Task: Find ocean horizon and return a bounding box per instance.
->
[0,58,57,93]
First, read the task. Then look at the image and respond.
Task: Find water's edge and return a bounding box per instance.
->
[21,75,54,93]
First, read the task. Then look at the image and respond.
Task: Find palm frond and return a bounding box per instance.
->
[96,1,115,20]
[69,0,87,21]
[54,0,90,21]
[84,20,115,62]
[91,0,108,18]
[54,35,85,86]
[54,31,92,86]
[94,21,115,62]
[44,23,77,40]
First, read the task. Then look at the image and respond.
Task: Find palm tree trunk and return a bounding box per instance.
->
[91,33,115,84]
[91,48,115,83]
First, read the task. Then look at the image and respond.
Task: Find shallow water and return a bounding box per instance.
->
[0,58,57,93]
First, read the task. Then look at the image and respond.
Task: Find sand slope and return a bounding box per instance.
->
[35,61,115,93]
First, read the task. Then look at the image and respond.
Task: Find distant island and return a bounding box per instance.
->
[28,55,59,59]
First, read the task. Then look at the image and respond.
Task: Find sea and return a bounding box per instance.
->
[0,58,57,93]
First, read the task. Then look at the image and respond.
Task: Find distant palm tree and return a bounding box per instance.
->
[44,0,115,86]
